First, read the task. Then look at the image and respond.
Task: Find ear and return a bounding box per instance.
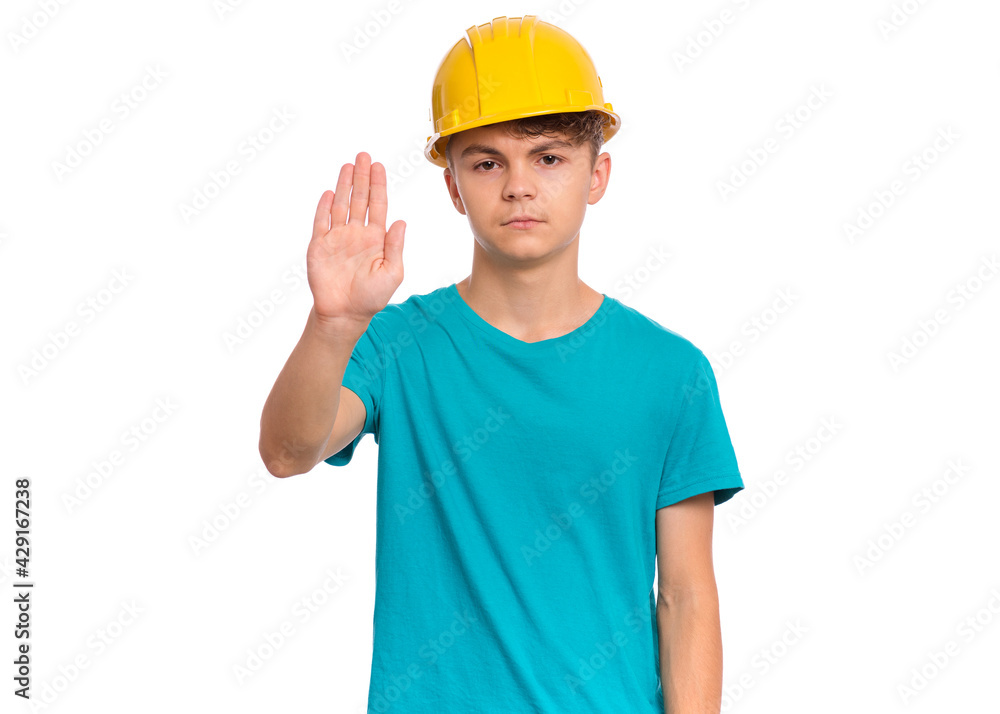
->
[443,168,467,216]
[587,152,611,206]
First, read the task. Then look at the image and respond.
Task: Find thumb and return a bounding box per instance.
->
[384,219,405,274]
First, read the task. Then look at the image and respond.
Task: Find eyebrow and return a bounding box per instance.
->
[459,139,575,160]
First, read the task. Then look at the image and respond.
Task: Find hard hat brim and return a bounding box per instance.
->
[424,105,621,168]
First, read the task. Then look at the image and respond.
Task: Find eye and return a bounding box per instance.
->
[541,155,561,165]
[474,160,498,172]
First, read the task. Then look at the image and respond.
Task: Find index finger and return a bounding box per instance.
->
[313,189,333,237]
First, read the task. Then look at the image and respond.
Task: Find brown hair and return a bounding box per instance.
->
[445,110,608,170]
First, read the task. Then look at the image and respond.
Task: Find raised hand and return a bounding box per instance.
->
[307,151,405,330]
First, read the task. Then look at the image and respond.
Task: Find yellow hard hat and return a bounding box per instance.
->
[424,15,621,167]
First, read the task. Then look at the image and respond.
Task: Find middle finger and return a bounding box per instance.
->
[348,151,372,225]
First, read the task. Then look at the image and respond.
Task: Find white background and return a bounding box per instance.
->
[3,0,999,712]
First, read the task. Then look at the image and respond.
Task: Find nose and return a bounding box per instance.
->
[503,160,536,200]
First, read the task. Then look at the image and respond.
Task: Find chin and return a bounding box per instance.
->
[494,240,557,263]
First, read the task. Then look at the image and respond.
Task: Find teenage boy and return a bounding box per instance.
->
[260,15,743,714]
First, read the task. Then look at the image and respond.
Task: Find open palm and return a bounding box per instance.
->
[307,151,405,327]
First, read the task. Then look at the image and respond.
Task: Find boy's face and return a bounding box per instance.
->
[442,122,610,265]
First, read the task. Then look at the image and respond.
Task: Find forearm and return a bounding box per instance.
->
[656,586,723,714]
[259,306,368,476]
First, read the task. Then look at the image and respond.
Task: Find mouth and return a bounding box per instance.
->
[503,218,543,229]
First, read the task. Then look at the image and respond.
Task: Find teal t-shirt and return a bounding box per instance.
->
[326,283,743,713]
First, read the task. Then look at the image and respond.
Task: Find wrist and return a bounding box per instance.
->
[307,306,370,343]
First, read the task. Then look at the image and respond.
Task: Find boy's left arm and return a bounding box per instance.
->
[655,491,723,714]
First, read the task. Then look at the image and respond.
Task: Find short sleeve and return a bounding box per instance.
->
[324,315,385,467]
[656,350,744,509]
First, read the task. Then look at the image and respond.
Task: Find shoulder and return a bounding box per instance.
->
[365,284,455,342]
[607,297,706,369]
